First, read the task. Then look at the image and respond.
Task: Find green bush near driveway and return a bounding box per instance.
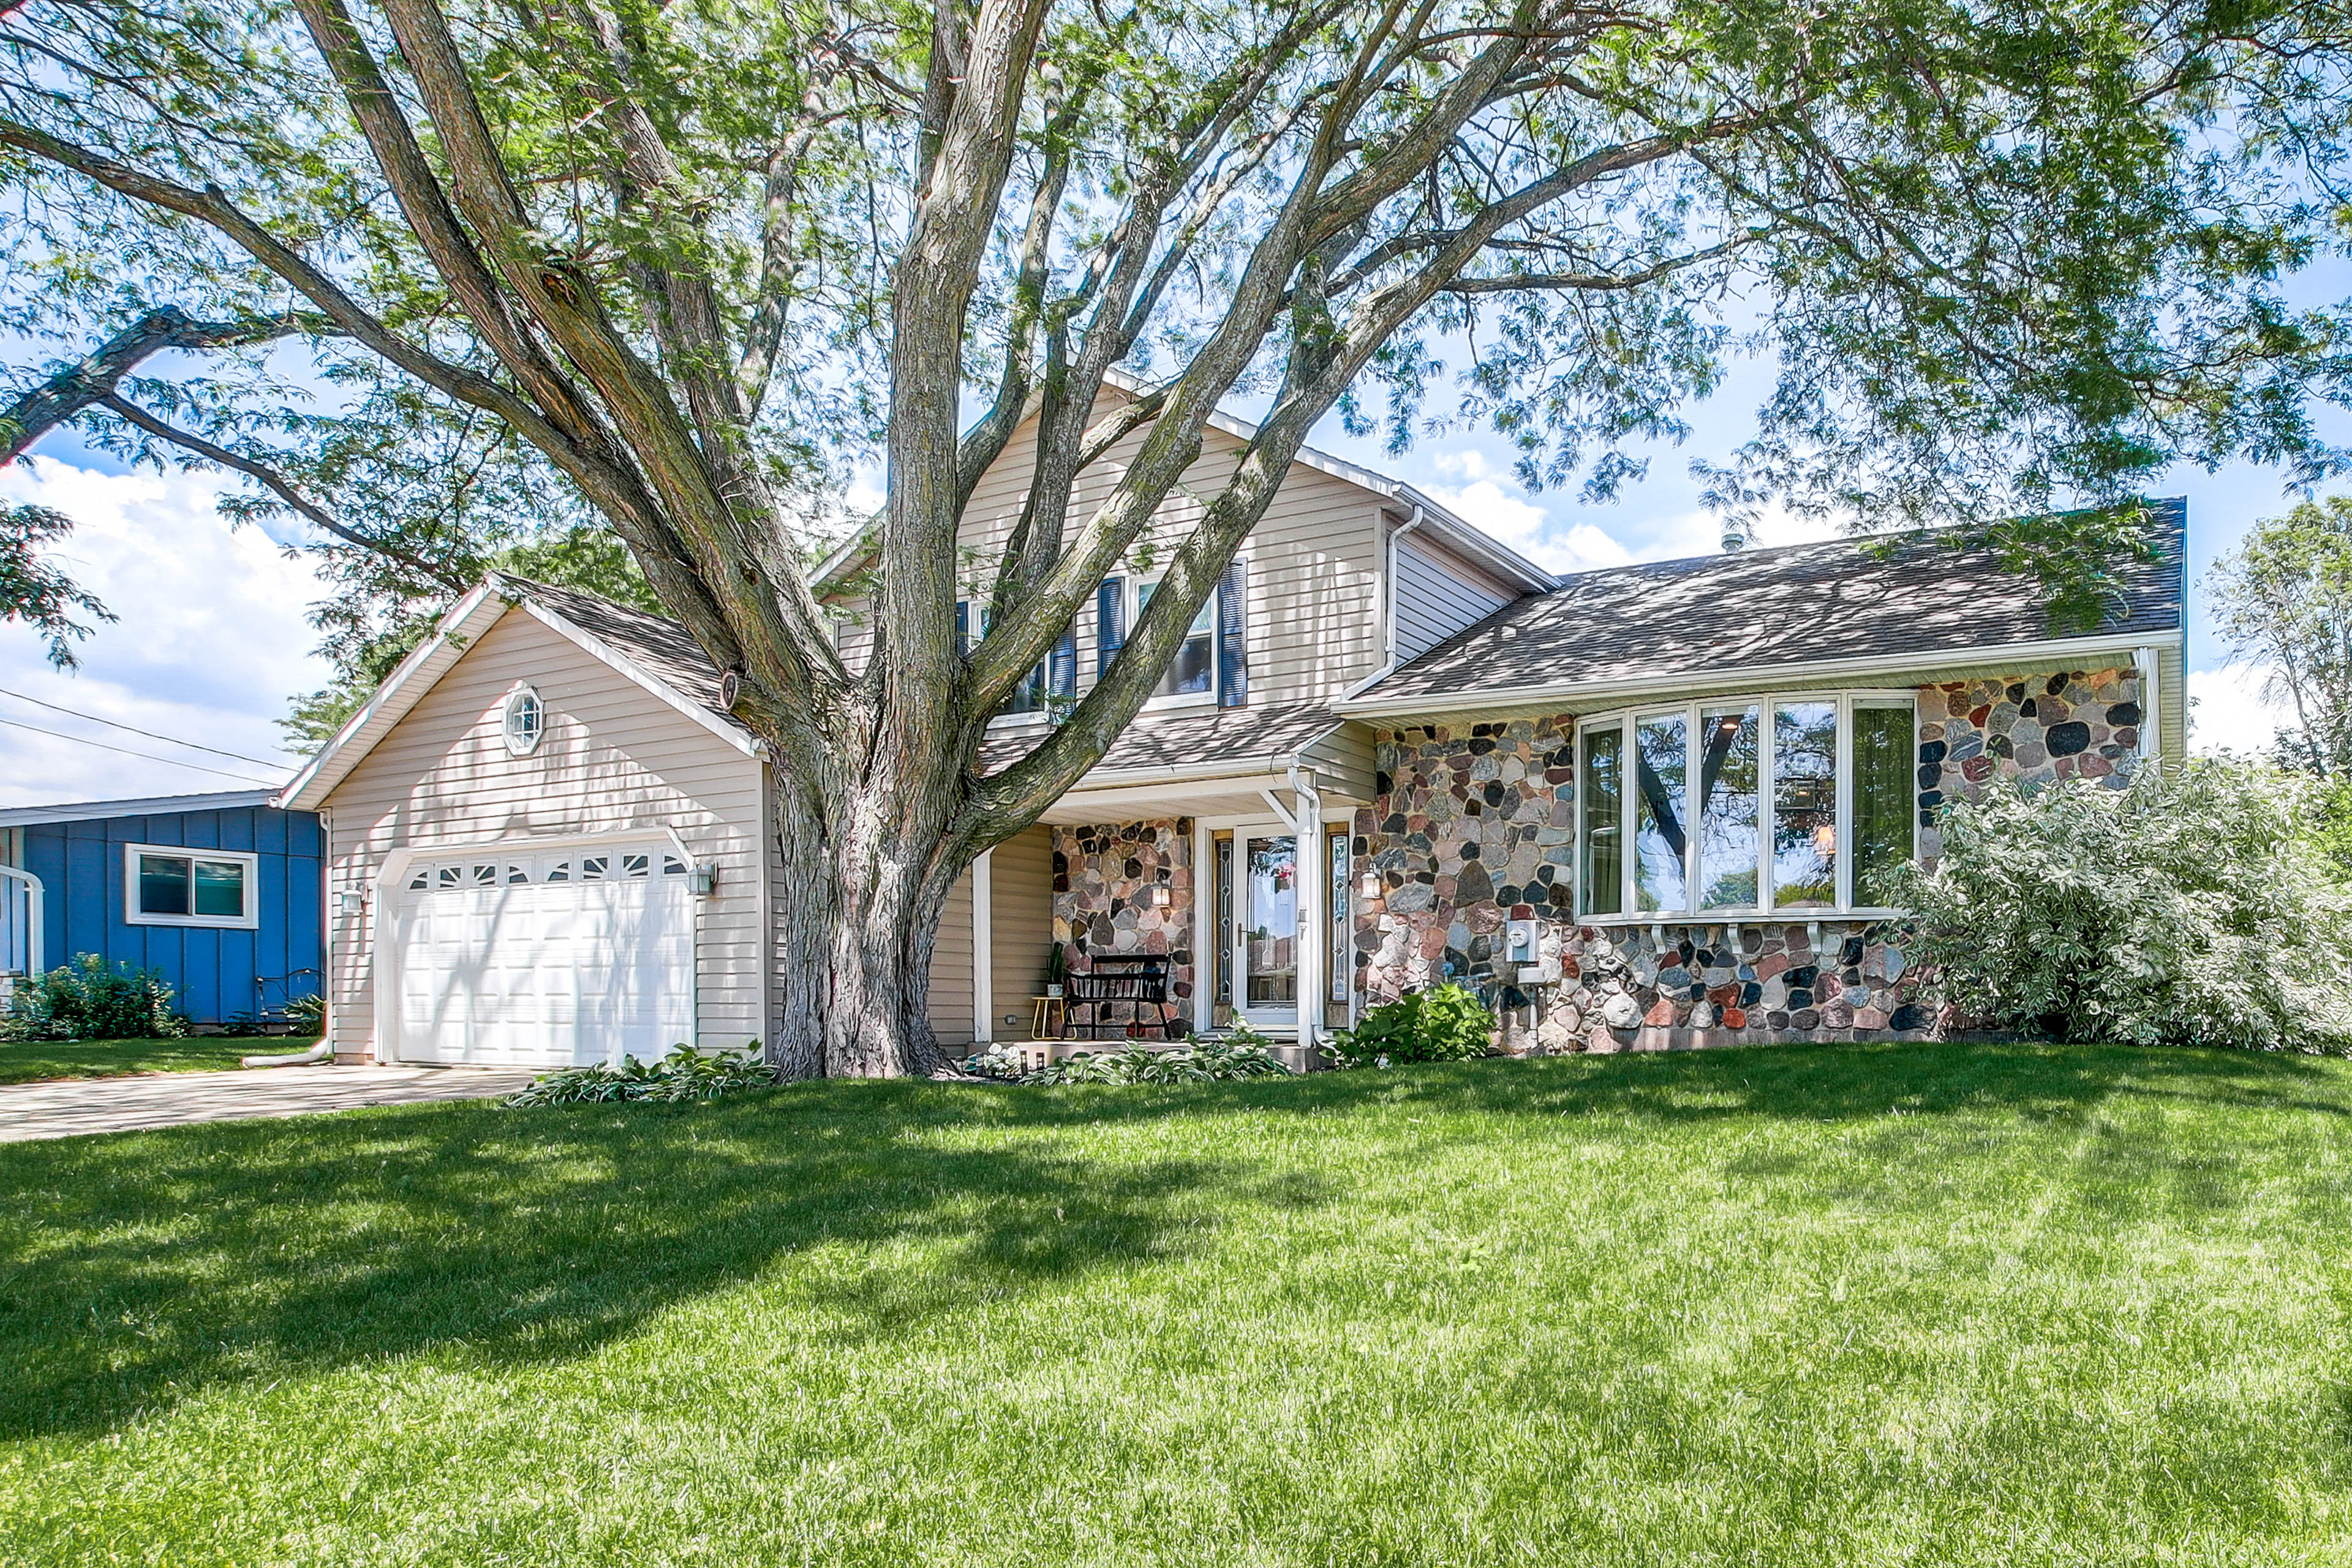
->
[4,1041,2352,1564]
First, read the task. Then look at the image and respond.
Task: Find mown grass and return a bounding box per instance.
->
[0,1035,274,1084]
[2,1041,2350,1565]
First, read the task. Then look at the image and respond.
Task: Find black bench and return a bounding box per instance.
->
[1065,955,1180,1041]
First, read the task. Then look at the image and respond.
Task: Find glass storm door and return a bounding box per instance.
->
[1237,829,1299,1024]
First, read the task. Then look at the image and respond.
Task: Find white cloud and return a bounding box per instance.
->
[1419,478,1637,574]
[2187,662,2297,757]
[0,458,336,807]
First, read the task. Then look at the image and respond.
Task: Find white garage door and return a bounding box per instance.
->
[390,844,693,1067]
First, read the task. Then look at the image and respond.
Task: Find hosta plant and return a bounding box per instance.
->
[505,1044,777,1107]
[1898,761,2352,1051]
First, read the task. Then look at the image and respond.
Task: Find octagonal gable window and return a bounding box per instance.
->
[502,685,545,756]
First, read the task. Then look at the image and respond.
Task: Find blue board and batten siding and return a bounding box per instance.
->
[8,800,324,1025]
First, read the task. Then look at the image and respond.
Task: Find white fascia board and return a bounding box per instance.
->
[1056,722,1345,793]
[811,524,880,594]
[0,789,281,829]
[1333,628,2188,722]
[276,581,507,811]
[512,602,764,758]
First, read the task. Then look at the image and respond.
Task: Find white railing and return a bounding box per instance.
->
[0,865,44,982]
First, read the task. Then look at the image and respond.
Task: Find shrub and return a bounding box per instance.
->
[3,954,186,1042]
[1898,761,2352,1051]
[1327,982,1496,1068]
[505,1044,777,1106]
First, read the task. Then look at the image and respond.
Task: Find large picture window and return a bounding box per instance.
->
[1576,693,1915,918]
[124,843,260,929]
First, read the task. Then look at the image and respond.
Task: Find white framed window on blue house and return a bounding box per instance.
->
[124,843,260,929]
[1576,692,1915,921]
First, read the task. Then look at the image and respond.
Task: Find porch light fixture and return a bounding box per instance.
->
[1361,872,1380,900]
[1148,884,1170,907]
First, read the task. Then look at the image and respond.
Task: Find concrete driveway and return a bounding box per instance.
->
[0,1065,539,1143]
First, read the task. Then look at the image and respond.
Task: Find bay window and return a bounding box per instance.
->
[1576,693,1915,918]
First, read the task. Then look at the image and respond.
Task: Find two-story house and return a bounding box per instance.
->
[277,375,2186,1068]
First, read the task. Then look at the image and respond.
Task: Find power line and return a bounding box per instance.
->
[0,714,281,786]
[0,687,290,768]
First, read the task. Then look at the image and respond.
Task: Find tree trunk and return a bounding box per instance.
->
[764,715,977,1079]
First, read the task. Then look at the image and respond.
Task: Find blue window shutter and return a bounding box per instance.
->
[1096,578,1125,677]
[1050,627,1078,698]
[1217,557,1248,707]
[956,600,970,658]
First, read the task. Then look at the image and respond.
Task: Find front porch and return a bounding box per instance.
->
[935,703,1372,1057]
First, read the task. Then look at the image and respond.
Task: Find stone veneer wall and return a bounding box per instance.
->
[1052,820,1196,1019]
[1917,666,2143,859]
[1354,666,2149,1053]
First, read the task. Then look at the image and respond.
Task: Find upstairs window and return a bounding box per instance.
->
[1577,693,1915,918]
[127,845,259,929]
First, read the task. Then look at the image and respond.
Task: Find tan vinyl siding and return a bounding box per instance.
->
[821,391,1390,706]
[929,867,976,1046]
[1303,721,1379,804]
[990,824,1055,1038]
[2158,643,2187,764]
[1395,535,1515,663]
[320,607,766,1060]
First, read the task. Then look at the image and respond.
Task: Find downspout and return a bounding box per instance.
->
[1340,505,1427,701]
[665,824,704,1055]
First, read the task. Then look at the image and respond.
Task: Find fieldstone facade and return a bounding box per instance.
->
[1352,666,2150,1052]
[1918,666,2143,859]
[1052,820,1197,1014]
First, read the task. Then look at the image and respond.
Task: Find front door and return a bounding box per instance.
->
[1236,829,1298,1027]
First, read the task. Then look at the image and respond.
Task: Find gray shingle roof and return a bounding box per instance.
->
[1355,498,2187,705]
[500,575,750,736]
[978,701,1340,778]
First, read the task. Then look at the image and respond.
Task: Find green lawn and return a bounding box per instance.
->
[0,1035,279,1084]
[3,1042,2350,1566]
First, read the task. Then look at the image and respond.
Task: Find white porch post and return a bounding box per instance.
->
[1192,816,1213,1034]
[1295,781,1325,1047]
[973,848,994,1044]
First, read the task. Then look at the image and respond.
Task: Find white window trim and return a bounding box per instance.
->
[1132,573,1222,709]
[124,842,262,930]
[502,684,545,756]
[1574,689,1917,924]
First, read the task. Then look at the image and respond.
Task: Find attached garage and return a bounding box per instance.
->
[386,841,696,1066]
[281,578,771,1066]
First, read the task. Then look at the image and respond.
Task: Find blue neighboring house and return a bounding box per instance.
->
[0,790,325,1027]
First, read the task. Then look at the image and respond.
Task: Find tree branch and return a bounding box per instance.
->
[97,393,470,590]
[1,306,331,466]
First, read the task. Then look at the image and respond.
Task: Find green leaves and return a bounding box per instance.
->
[1899,761,2352,1051]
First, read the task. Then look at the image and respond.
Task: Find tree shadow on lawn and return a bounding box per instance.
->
[0,1038,2339,1442]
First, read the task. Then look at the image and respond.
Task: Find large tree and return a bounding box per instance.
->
[4,0,2350,1076]
[2209,496,2352,775]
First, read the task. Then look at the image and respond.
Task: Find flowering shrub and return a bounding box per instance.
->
[1898,761,2352,1051]
[1326,982,1496,1068]
[505,1044,777,1106]
[4,954,186,1041]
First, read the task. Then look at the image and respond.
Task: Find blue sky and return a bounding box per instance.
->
[0,319,2333,806]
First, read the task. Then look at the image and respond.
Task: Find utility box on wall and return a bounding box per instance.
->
[1506,917,1559,985]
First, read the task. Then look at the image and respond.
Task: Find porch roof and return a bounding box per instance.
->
[979,701,1372,822]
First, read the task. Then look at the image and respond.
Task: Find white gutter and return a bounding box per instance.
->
[1341,507,1428,702]
[2135,645,2160,760]
[1336,628,2187,721]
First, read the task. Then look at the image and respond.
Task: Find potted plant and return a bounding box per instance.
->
[1044,943,1066,999]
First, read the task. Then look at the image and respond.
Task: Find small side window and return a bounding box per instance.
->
[545,861,570,883]
[437,865,461,889]
[407,870,429,891]
[507,864,530,884]
[580,856,608,881]
[472,864,497,885]
[620,853,650,878]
